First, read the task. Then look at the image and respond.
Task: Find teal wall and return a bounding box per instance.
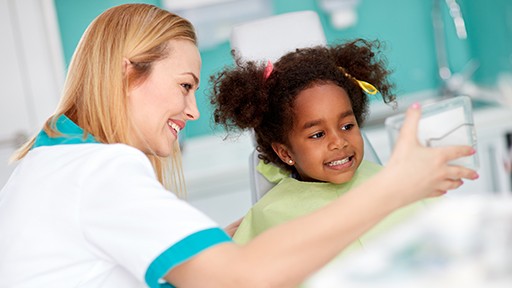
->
[464,0,512,85]
[54,0,162,62]
[54,0,512,139]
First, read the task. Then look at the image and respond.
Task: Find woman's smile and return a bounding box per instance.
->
[167,119,185,137]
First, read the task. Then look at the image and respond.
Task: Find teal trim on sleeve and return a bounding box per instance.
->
[33,115,97,148]
[145,227,232,288]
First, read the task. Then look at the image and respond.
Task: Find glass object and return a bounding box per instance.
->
[385,95,479,169]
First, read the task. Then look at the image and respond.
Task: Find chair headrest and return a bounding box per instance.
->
[230,10,327,62]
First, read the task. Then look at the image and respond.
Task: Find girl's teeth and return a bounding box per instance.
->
[327,157,350,166]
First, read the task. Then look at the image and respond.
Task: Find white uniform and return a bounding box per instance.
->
[0,116,231,288]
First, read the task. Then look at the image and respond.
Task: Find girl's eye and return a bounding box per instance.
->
[310,131,325,139]
[341,123,354,131]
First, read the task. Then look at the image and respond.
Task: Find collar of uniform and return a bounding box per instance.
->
[33,115,98,148]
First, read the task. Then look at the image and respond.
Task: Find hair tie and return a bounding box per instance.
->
[263,60,273,80]
[338,67,378,95]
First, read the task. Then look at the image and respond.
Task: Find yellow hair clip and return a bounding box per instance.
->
[356,80,378,95]
[338,67,379,95]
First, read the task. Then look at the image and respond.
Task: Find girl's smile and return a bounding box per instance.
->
[325,155,355,169]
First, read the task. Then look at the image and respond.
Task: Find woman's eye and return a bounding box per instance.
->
[181,83,193,91]
[341,123,354,131]
[310,131,325,139]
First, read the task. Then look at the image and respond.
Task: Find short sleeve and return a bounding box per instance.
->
[79,145,231,287]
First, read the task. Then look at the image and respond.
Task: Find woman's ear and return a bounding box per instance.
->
[123,58,131,74]
[271,142,293,165]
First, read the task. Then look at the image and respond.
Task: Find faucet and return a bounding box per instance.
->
[446,0,467,40]
[432,0,476,98]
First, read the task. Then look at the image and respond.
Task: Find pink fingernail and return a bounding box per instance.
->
[411,102,420,109]
[472,173,479,180]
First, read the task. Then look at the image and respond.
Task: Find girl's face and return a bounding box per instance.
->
[273,83,364,184]
[128,39,201,157]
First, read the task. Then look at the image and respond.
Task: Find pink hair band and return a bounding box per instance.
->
[263,60,273,80]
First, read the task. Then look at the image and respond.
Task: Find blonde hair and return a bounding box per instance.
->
[12,4,196,198]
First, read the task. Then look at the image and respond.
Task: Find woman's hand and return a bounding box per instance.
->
[384,103,478,203]
[224,217,243,237]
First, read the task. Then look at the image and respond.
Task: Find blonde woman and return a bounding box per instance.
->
[0,4,477,288]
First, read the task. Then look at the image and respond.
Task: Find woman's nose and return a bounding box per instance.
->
[185,93,200,120]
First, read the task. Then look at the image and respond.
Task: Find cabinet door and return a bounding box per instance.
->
[0,0,63,187]
[0,0,32,186]
[0,0,32,138]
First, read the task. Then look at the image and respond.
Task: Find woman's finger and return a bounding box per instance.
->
[394,103,422,149]
[444,165,479,181]
[426,180,464,198]
[434,145,477,163]
[439,178,464,191]
[428,190,447,198]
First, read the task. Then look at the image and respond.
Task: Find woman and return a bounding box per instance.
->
[0,4,477,288]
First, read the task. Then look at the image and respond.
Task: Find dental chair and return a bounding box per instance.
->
[229,11,381,204]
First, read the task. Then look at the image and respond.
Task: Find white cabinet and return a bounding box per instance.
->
[470,106,512,193]
[0,0,64,187]
[182,133,254,226]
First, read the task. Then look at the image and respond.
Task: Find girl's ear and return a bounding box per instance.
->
[271,142,293,165]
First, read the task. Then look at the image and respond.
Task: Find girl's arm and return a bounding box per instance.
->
[166,104,477,288]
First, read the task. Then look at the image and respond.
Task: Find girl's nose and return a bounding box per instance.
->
[328,132,348,150]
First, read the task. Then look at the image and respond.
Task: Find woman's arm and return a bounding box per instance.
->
[166,104,477,288]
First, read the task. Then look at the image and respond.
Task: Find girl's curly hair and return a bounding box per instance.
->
[210,39,395,172]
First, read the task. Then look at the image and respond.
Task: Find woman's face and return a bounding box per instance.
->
[128,39,201,157]
[273,83,364,184]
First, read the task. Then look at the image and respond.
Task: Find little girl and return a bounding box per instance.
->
[210,39,421,246]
